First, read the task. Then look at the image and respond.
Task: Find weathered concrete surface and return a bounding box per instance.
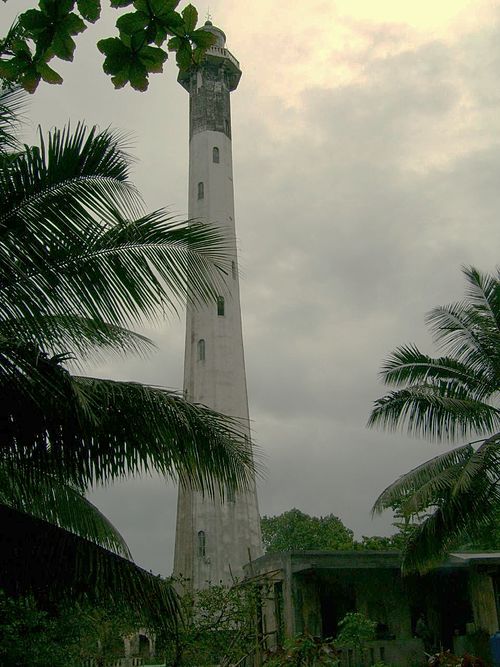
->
[469,569,498,635]
[245,551,500,667]
[173,23,262,590]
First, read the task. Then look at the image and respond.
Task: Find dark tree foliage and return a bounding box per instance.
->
[0,589,139,666]
[0,0,215,92]
[260,508,407,554]
[261,509,355,553]
[160,577,260,667]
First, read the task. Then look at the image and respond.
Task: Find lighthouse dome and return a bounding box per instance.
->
[203,20,226,47]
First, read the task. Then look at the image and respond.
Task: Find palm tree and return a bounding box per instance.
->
[0,87,256,617]
[368,266,500,572]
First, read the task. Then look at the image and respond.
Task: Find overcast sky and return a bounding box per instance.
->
[4,0,500,576]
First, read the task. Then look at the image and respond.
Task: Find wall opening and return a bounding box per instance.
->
[138,635,151,659]
[197,530,206,557]
[213,146,219,163]
[197,181,204,199]
[217,296,225,316]
[197,338,205,361]
[231,260,236,280]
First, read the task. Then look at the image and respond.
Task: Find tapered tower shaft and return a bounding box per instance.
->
[173,22,262,588]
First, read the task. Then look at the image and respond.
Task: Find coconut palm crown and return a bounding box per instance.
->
[368,266,500,572]
[0,87,257,618]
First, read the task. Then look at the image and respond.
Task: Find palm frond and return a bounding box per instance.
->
[0,202,231,346]
[462,266,500,330]
[0,463,131,558]
[452,432,500,495]
[0,101,259,610]
[0,315,155,360]
[1,367,258,494]
[426,303,500,377]
[0,503,179,631]
[368,385,500,441]
[0,86,26,156]
[401,480,500,573]
[372,443,473,514]
[379,344,494,400]
[0,339,72,408]
[370,266,500,570]
[0,123,139,224]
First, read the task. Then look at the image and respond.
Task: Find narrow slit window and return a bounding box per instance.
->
[197,530,206,557]
[231,261,236,280]
[217,296,225,316]
[197,339,205,361]
[197,181,204,199]
[224,119,229,135]
[213,146,219,163]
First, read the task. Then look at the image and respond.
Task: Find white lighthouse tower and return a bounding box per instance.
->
[173,20,262,589]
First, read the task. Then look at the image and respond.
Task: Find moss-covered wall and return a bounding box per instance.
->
[354,570,412,639]
[469,569,498,634]
[292,573,322,636]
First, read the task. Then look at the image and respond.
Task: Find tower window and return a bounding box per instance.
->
[197,338,205,361]
[217,296,225,316]
[213,147,219,163]
[197,530,206,557]
[231,261,236,280]
[197,181,204,199]
[224,119,229,135]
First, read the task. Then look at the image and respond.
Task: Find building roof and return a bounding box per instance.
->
[449,552,500,565]
[245,549,500,578]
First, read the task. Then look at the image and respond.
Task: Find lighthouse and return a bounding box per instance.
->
[173,20,262,589]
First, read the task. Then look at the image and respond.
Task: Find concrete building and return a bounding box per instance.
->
[173,20,262,589]
[245,551,500,666]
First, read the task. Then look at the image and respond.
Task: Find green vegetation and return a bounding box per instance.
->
[261,509,354,553]
[0,87,255,615]
[369,267,500,571]
[260,508,406,553]
[262,613,381,667]
[158,577,260,667]
[336,612,376,652]
[0,0,214,92]
[0,591,138,666]
[264,634,339,667]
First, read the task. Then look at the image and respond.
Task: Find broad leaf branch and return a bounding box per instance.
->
[0,1,216,92]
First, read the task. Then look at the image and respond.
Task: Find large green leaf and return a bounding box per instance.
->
[116,11,149,36]
[181,4,198,33]
[77,0,101,22]
[139,45,168,73]
[98,36,133,75]
[37,61,63,84]
[190,28,216,49]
